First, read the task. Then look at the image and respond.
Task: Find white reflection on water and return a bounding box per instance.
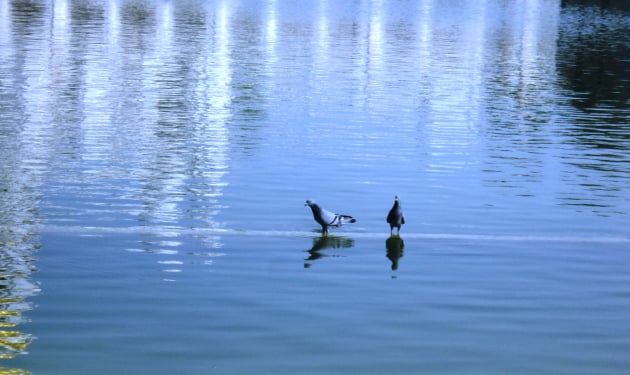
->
[51,0,68,41]
[367,0,384,91]
[315,0,328,56]
[195,0,231,227]
[0,0,235,280]
[265,0,277,55]
[106,0,119,47]
[0,2,9,45]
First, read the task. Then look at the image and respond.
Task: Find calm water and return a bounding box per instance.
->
[1,0,629,374]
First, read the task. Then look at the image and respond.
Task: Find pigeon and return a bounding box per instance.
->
[386,196,405,236]
[305,200,356,236]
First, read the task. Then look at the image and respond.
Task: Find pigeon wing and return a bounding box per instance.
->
[318,207,338,225]
[320,208,356,227]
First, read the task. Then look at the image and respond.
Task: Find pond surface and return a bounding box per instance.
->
[1,0,629,374]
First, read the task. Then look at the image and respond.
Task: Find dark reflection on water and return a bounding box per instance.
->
[304,236,354,267]
[385,236,404,271]
[554,1,629,216]
[558,1,628,112]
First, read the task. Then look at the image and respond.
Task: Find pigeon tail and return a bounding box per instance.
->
[330,214,356,227]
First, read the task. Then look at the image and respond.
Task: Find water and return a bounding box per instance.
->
[1,0,629,373]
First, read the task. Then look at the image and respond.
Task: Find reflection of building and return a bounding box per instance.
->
[0,298,32,357]
[0,238,39,372]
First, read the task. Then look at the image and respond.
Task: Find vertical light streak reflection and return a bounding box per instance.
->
[416,0,434,109]
[310,0,329,98]
[315,0,329,58]
[211,1,232,115]
[82,6,114,165]
[106,0,119,47]
[518,0,559,101]
[103,0,157,171]
[479,0,563,199]
[156,1,173,52]
[461,1,486,125]
[415,1,487,174]
[20,2,55,177]
[50,0,69,70]
[265,0,277,57]
[263,0,278,99]
[517,0,562,191]
[135,2,184,228]
[427,2,486,121]
[52,0,68,32]
[418,0,432,51]
[203,0,231,178]
[185,1,232,252]
[412,0,436,162]
[0,1,10,46]
[366,0,384,99]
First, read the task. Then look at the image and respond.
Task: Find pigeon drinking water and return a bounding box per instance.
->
[305,200,356,236]
[386,196,405,236]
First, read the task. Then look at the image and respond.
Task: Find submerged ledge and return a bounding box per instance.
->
[39,225,630,243]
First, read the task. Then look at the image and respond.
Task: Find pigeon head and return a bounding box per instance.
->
[305,200,322,217]
[393,196,401,207]
[305,200,321,214]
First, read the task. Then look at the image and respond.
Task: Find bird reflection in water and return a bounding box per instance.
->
[304,236,354,268]
[386,236,404,271]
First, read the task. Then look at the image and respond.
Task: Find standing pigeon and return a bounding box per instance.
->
[305,200,356,236]
[387,196,405,236]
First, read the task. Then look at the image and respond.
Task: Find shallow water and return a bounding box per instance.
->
[0,0,629,374]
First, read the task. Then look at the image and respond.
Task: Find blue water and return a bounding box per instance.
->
[1,0,629,374]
